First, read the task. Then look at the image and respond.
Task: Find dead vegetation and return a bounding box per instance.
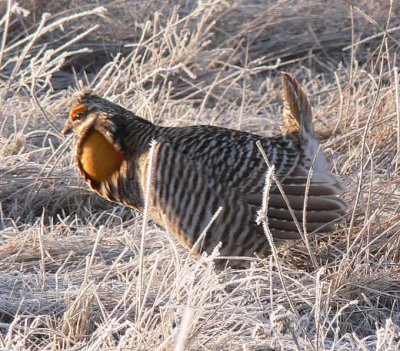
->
[0,0,399,349]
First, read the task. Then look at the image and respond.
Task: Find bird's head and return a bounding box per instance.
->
[63,90,129,184]
[63,90,154,138]
[62,90,112,136]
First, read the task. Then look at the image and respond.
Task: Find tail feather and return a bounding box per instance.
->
[270,229,306,240]
[267,192,346,237]
[269,218,337,233]
[278,183,344,196]
[268,193,347,212]
[281,72,314,135]
[268,207,344,222]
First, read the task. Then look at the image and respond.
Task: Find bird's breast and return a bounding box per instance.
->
[79,129,124,182]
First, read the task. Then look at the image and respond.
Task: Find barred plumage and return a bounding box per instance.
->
[63,73,347,265]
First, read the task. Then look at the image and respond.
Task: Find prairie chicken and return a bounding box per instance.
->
[63,73,346,264]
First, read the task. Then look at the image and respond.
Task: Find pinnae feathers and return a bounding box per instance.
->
[281,72,314,136]
[71,88,94,107]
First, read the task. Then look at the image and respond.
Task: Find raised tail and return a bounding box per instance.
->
[281,72,314,136]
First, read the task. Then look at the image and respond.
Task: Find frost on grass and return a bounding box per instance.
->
[0,0,400,350]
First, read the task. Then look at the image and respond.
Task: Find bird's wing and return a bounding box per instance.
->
[148,141,272,259]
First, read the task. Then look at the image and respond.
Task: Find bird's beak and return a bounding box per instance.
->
[62,121,73,136]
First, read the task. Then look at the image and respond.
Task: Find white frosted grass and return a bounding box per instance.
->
[0,1,399,350]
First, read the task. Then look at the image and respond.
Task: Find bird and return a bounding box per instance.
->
[62,73,347,266]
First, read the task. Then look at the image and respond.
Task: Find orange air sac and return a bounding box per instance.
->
[80,129,124,182]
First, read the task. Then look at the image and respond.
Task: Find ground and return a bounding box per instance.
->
[0,1,399,350]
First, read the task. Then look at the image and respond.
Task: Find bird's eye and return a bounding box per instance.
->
[72,112,84,121]
[70,105,88,122]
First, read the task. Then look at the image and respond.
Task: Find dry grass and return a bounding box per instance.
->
[0,0,399,349]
